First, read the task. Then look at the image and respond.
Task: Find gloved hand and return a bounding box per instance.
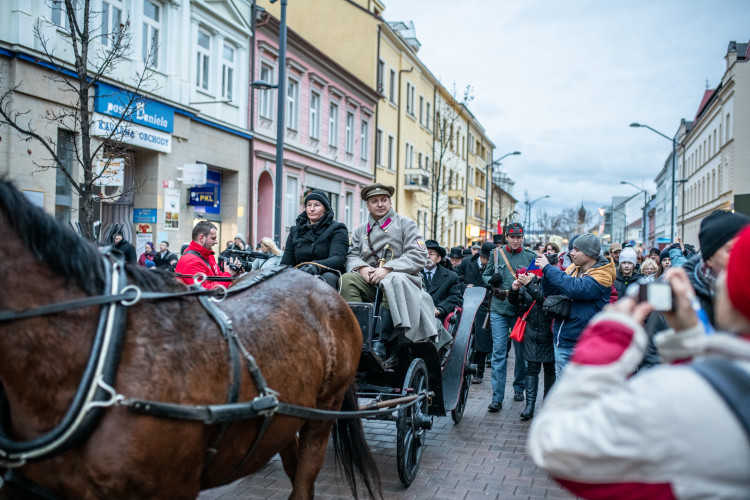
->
[298,264,318,275]
[488,273,503,287]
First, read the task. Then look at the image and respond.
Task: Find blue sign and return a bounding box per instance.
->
[133,208,157,223]
[191,169,222,215]
[95,82,174,133]
[189,186,218,207]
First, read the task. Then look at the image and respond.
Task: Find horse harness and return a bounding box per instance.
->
[0,251,426,487]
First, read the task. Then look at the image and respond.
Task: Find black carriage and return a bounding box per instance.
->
[348,286,486,486]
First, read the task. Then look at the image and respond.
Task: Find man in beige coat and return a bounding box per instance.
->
[341,183,438,348]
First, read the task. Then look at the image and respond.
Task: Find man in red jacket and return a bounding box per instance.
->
[176,220,240,289]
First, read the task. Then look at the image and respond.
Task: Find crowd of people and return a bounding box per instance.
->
[109,183,750,498]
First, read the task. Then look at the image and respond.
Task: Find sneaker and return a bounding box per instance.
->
[471,376,483,384]
[514,391,524,401]
[487,401,502,412]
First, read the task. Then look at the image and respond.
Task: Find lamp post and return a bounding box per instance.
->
[524,195,550,242]
[620,181,649,246]
[629,122,679,241]
[486,150,521,238]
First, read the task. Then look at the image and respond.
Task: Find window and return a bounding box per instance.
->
[406,82,415,116]
[360,121,369,160]
[328,101,338,147]
[375,129,383,166]
[345,192,353,228]
[345,112,354,154]
[425,102,431,130]
[286,79,299,131]
[309,91,321,140]
[55,129,74,224]
[258,63,274,119]
[51,0,71,29]
[419,96,424,125]
[418,152,423,169]
[405,143,414,169]
[284,176,298,228]
[142,0,161,67]
[101,1,123,47]
[221,44,235,101]
[389,69,396,104]
[196,29,210,90]
[387,135,394,170]
[377,59,385,94]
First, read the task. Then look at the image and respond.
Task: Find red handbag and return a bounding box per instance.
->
[510,300,536,342]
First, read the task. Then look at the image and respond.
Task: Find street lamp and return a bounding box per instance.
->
[629,122,679,241]
[620,181,650,246]
[486,150,521,238]
[524,195,549,242]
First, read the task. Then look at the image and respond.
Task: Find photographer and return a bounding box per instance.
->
[528,227,750,500]
[176,221,241,289]
[280,190,348,288]
[535,233,615,377]
[251,237,282,270]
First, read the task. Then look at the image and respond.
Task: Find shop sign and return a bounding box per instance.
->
[164,188,180,230]
[192,170,222,215]
[189,186,218,207]
[181,163,207,185]
[91,113,172,153]
[134,209,157,224]
[95,83,174,133]
[94,157,125,186]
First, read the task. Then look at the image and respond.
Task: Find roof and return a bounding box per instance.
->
[694,89,716,122]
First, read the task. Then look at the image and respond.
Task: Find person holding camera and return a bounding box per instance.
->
[613,247,643,300]
[482,222,538,412]
[251,237,283,270]
[535,233,616,377]
[280,190,348,288]
[175,220,241,289]
[528,226,750,500]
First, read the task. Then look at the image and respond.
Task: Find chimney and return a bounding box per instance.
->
[726,40,738,69]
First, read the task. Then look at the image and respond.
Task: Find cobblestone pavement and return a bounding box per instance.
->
[199,350,576,499]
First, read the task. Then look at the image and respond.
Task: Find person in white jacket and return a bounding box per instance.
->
[528,225,750,500]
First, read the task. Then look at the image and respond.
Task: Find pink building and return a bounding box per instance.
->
[249,13,379,247]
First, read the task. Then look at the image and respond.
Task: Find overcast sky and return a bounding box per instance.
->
[383,0,750,220]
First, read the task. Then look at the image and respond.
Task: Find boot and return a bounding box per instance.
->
[543,369,556,399]
[520,373,538,421]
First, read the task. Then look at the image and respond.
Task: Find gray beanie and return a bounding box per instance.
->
[573,233,601,258]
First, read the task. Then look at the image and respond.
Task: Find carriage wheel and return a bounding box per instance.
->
[396,358,430,486]
[451,329,475,424]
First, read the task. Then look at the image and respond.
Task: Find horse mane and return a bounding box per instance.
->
[0,179,182,295]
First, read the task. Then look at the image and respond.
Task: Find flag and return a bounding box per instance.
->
[526,257,544,277]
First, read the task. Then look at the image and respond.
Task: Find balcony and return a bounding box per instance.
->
[404,169,430,191]
[448,195,465,209]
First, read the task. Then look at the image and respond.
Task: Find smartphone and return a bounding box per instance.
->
[626,281,673,311]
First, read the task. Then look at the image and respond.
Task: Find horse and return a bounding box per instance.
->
[0,179,380,500]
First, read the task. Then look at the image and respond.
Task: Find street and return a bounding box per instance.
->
[199,350,575,499]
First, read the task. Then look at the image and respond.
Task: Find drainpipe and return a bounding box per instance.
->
[395,66,414,212]
[247,1,257,244]
[464,114,469,246]
[374,24,381,183]
[430,84,436,239]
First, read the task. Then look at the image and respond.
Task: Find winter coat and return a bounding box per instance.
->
[508,276,554,363]
[114,238,137,264]
[421,266,463,320]
[457,253,492,352]
[281,210,349,272]
[613,270,643,299]
[154,250,177,270]
[541,255,616,348]
[482,245,539,317]
[175,241,233,289]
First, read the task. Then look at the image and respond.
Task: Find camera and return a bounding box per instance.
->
[545,252,559,265]
[625,280,673,311]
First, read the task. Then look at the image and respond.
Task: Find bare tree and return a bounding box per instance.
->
[536,207,596,241]
[0,0,156,240]
[421,84,472,241]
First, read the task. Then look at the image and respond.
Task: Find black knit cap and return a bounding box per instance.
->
[698,210,750,260]
[304,190,331,212]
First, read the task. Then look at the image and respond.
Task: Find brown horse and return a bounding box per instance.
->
[0,179,379,499]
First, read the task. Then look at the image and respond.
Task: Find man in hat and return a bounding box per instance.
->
[458,241,494,383]
[341,183,438,355]
[608,242,622,268]
[112,229,137,264]
[528,226,750,499]
[448,246,465,269]
[534,233,615,376]
[423,240,463,323]
[482,222,539,412]
[471,241,482,255]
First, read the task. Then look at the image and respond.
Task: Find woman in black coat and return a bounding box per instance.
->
[281,190,349,288]
[508,272,555,421]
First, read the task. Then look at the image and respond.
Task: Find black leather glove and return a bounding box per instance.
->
[488,273,503,287]
[298,264,318,275]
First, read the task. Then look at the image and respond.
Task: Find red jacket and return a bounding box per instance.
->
[175,241,232,289]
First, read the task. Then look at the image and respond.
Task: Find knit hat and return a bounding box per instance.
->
[573,233,600,258]
[698,210,750,261]
[619,247,637,266]
[234,233,245,242]
[568,234,580,252]
[304,190,332,212]
[660,248,670,262]
[726,226,750,322]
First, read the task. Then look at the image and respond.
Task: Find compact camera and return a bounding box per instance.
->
[545,252,559,265]
[625,280,673,311]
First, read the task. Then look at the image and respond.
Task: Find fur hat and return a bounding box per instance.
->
[698,210,750,261]
[726,226,750,321]
[493,233,503,245]
[619,247,638,266]
[304,190,332,212]
[505,222,524,237]
[573,233,600,258]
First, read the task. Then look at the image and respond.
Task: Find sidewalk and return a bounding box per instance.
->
[199,349,576,499]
